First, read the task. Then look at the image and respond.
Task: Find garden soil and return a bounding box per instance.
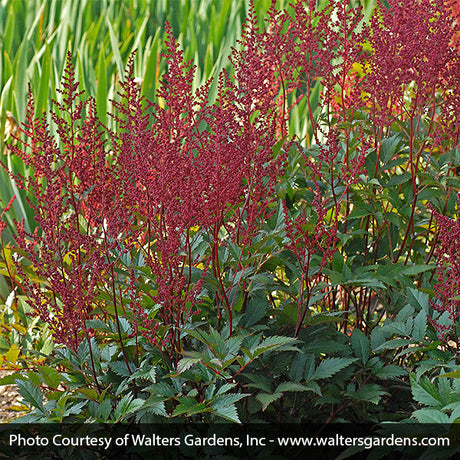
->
[0,370,20,422]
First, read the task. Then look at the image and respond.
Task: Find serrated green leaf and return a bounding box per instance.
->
[252,336,298,358]
[129,366,156,384]
[370,327,386,350]
[109,361,132,377]
[211,393,248,409]
[146,382,176,398]
[256,392,283,411]
[407,288,430,311]
[213,403,241,423]
[172,397,196,417]
[77,388,99,401]
[289,353,308,382]
[37,366,61,390]
[410,374,443,408]
[244,292,269,327]
[0,374,17,385]
[176,357,201,375]
[15,379,45,413]
[187,402,212,416]
[60,400,87,418]
[386,172,411,187]
[401,264,434,276]
[374,364,407,379]
[311,358,357,381]
[351,329,370,364]
[374,338,412,351]
[275,382,310,393]
[303,381,322,396]
[99,399,113,420]
[412,409,450,423]
[448,402,460,422]
[348,384,388,405]
[141,397,168,417]
[216,383,237,396]
[113,393,144,421]
[245,374,273,393]
[412,310,428,342]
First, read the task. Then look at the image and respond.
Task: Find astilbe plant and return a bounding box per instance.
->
[429,196,460,348]
[6,63,115,355]
[2,3,333,364]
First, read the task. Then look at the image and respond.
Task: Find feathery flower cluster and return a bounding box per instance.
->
[2,6,296,350]
[429,197,460,342]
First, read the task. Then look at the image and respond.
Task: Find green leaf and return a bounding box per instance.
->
[303,381,322,396]
[406,288,430,312]
[213,403,241,423]
[5,344,20,364]
[436,370,460,379]
[216,383,237,396]
[381,133,403,163]
[176,357,201,375]
[0,374,17,385]
[348,384,388,405]
[76,388,99,401]
[275,382,311,393]
[15,379,45,414]
[256,392,283,411]
[187,403,212,416]
[412,310,427,342]
[374,364,407,379]
[446,402,460,422]
[172,397,197,417]
[37,366,61,390]
[412,409,450,423]
[252,336,298,358]
[129,365,157,384]
[146,382,176,398]
[243,292,269,327]
[385,172,412,187]
[142,28,161,103]
[351,329,370,364]
[96,43,107,126]
[106,17,123,80]
[211,393,248,409]
[113,393,144,421]
[141,397,168,417]
[245,374,273,393]
[410,374,442,408]
[370,327,386,350]
[99,399,113,421]
[101,344,118,362]
[401,264,434,276]
[14,42,28,122]
[311,358,357,381]
[36,43,51,116]
[109,361,132,377]
[288,354,309,382]
[374,338,412,351]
